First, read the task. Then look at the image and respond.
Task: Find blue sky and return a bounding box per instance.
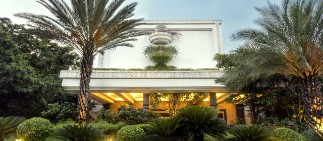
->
[0,0,280,53]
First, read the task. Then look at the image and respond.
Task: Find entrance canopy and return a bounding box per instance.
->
[59,70,228,104]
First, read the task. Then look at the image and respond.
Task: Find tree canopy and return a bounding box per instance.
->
[0,18,78,118]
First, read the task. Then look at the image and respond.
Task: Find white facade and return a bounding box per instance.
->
[59,20,239,124]
[96,20,223,69]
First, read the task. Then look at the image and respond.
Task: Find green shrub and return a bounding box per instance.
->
[0,116,25,141]
[16,117,54,141]
[89,120,127,134]
[118,105,158,125]
[117,125,145,141]
[53,124,103,141]
[273,127,305,141]
[41,103,78,123]
[136,123,153,133]
[260,117,308,132]
[96,108,117,123]
[53,120,76,131]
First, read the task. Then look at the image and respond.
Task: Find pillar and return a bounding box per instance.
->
[209,92,217,108]
[236,104,245,124]
[143,93,149,110]
[102,103,111,110]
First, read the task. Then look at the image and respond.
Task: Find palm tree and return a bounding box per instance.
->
[0,116,25,141]
[231,0,322,129]
[15,0,145,123]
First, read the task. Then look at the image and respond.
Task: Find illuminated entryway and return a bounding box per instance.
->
[60,70,237,124]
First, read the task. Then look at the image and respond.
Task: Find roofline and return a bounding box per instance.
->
[141,20,222,25]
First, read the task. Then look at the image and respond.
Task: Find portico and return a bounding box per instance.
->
[60,69,237,124]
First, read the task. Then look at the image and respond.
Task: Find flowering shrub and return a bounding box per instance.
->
[17,117,53,141]
[117,125,145,141]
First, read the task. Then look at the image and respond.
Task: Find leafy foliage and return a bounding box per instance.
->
[16,117,54,141]
[144,117,182,141]
[144,45,178,70]
[41,103,78,123]
[273,127,305,141]
[118,105,158,125]
[0,18,78,118]
[176,106,228,141]
[260,117,308,132]
[89,120,126,134]
[302,129,323,141]
[52,120,77,131]
[149,93,208,116]
[213,53,235,69]
[0,116,25,141]
[227,125,274,141]
[96,108,117,123]
[117,125,145,141]
[53,124,103,141]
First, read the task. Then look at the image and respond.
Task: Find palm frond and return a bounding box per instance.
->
[0,116,26,140]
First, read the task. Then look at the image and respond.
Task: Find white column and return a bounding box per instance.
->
[143,93,149,110]
[209,92,217,108]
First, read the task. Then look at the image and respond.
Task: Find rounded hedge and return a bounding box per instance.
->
[17,117,54,141]
[117,125,145,141]
[274,127,305,141]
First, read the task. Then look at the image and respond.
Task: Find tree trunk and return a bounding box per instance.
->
[302,72,323,130]
[78,53,94,124]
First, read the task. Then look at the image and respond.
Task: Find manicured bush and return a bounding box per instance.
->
[117,125,145,141]
[16,117,54,141]
[136,123,153,133]
[53,124,103,141]
[273,127,305,141]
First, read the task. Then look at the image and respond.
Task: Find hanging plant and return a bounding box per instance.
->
[144,45,178,70]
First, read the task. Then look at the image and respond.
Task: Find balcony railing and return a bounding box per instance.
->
[59,70,224,79]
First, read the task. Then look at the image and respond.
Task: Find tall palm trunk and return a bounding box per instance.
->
[302,72,323,130]
[78,51,94,124]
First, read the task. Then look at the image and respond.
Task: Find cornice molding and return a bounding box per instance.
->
[60,70,224,79]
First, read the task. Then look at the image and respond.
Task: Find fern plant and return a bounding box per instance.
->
[53,124,103,141]
[227,125,275,141]
[302,129,323,141]
[176,106,228,141]
[144,117,182,141]
[0,116,25,141]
